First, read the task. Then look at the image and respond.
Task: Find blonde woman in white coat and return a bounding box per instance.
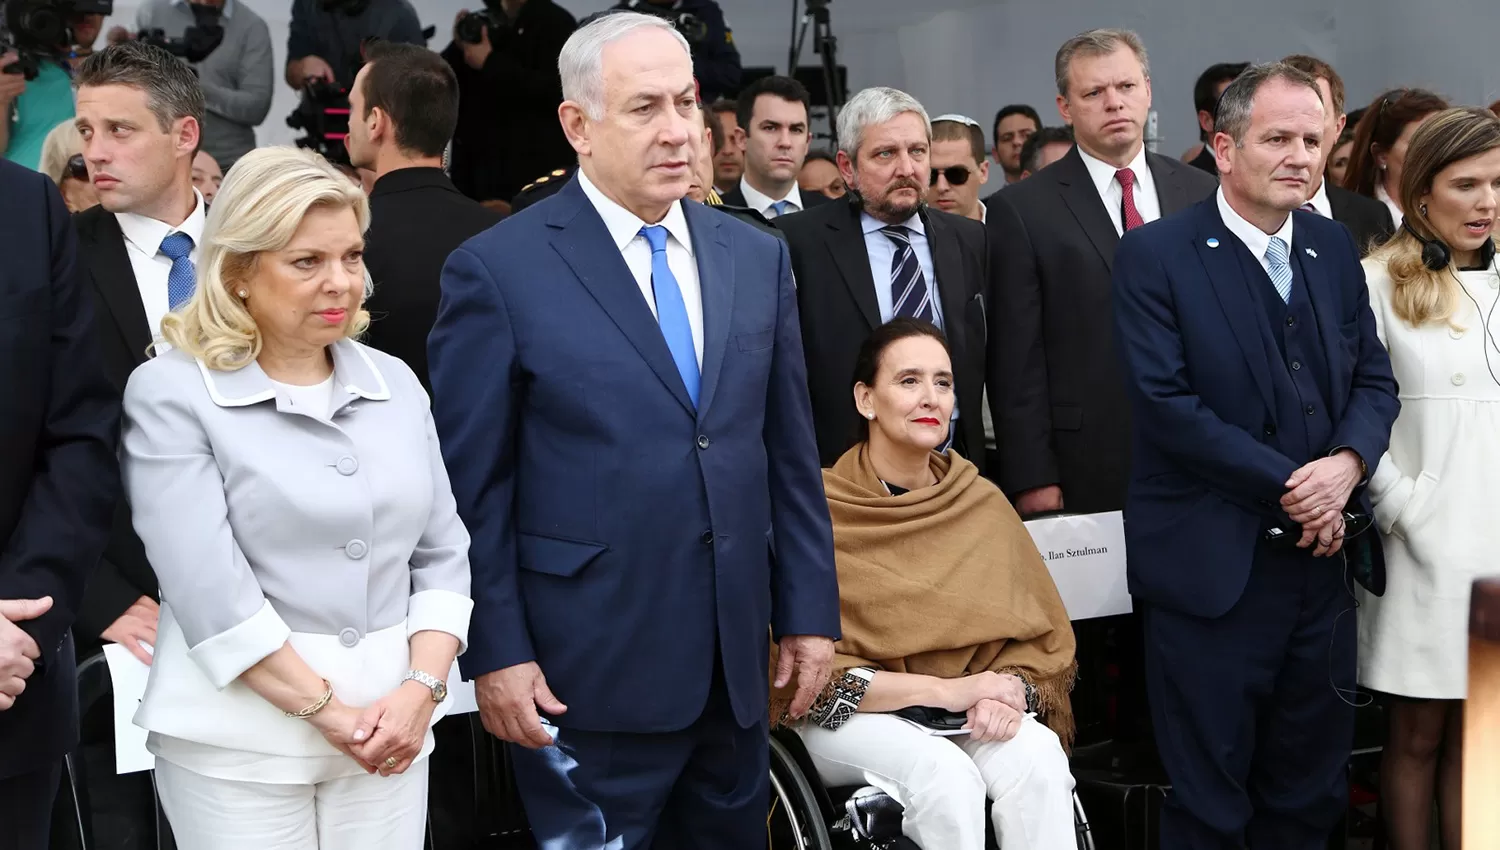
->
[1361,106,1500,850]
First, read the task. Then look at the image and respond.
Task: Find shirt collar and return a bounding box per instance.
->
[1306,179,1332,219]
[117,189,207,259]
[195,338,391,409]
[1217,186,1294,262]
[1375,181,1405,227]
[737,175,804,216]
[860,209,925,238]
[172,0,233,18]
[978,200,987,224]
[577,168,694,257]
[1077,143,1149,200]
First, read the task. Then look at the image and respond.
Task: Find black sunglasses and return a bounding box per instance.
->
[930,166,972,187]
[65,153,88,181]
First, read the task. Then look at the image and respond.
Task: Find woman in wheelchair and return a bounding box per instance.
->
[771,319,1078,850]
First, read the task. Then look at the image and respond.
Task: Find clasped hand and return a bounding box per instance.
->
[0,597,51,711]
[1281,450,1362,557]
[308,682,438,777]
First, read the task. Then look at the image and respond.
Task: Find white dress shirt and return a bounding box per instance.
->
[1376,182,1405,228]
[1305,180,1333,219]
[738,176,806,218]
[578,169,704,368]
[117,189,207,350]
[1217,187,1295,276]
[1077,144,1161,236]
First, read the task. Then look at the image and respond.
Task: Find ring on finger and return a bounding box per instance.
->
[384,756,398,769]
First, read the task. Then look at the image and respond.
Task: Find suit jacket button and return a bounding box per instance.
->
[336,456,358,475]
[697,435,710,450]
[1305,405,1316,415]
[1285,316,1295,327]
[1453,373,1466,386]
[345,539,368,559]
[1290,360,1302,371]
[338,628,359,647]
[700,530,714,544]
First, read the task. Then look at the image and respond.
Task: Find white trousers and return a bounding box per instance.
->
[154,758,430,850]
[798,713,1076,850]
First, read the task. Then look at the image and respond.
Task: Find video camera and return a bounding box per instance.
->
[135,1,224,64]
[288,78,352,164]
[620,0,707,45]
[454,1,509,45]
[0,0,112,80]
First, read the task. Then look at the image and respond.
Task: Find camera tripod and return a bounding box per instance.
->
[786,0,845,147]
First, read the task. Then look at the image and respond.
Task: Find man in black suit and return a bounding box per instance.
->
[989,28,1218,517]
[779,86,999,472]
[719,75,831,218]
[72,42,207,848]
[1282,55,1395,255]
[349,42,501,391]
[1187,63,1249,175]
[0,159,120,850]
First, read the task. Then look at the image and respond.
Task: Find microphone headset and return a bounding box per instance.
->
[1402,212,1500,387]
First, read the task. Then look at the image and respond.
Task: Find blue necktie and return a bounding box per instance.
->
[639,225,700,407]
[769,200,791,217]
[160,232,196,310]
[1266,236,1293,303]
[882,225,934,322]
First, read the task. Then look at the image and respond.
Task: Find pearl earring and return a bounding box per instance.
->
[237,289,248,298]
[1419,204,1428,217]
[865,412,875,420]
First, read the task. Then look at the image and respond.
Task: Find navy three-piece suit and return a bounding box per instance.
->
[1113,195,1399,849]
[428,174,841,848]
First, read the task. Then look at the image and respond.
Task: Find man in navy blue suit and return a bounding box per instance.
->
[0,159,120,848]
[428,11,841,848]
[1112,63,1399,849]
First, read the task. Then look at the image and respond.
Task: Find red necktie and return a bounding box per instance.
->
[1116,168,1145,231]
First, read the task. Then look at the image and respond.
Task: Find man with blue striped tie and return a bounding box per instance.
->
[778,86,1002,472]
[430,12,840,848]
[1112,63,1398,849]
[68,40,208,850]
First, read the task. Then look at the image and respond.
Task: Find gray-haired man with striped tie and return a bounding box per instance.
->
[70,40,207,850]
[777,86,1003,471]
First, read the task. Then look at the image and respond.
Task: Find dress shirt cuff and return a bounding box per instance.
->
[408,590,474,654]
[186,599,292,690]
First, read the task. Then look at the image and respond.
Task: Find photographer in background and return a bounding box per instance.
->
[442,0,574,205]
[2,13,104,168]
[134,0,273,170]
[284,0,424,90]
[613,0,739,102]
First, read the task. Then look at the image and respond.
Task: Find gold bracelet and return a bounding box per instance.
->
[284,679,334,718]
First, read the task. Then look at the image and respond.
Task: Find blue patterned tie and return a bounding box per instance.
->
[883,225,934,322]
[1266,236,1293,303]
[769,200,791,217]
[639,225,700,407]
[160,232,196,309]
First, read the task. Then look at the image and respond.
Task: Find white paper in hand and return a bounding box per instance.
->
[101,642,156,774]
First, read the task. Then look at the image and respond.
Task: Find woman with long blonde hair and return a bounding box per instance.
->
[120,146,472,850]
[1361,106,1500,850]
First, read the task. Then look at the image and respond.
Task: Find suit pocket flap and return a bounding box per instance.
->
[517,532,607,578]
[1051,404,1083,431]
[736,328,775,352]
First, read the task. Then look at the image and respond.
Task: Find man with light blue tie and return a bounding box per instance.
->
[1112,63,1398,849]
[428,12,841,848]
[67,40,208,850]
[718,75,830,218]
[777,86,1002,471]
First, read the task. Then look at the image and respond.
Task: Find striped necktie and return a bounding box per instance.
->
[1266,236,1293,303]
[882,225,934,322]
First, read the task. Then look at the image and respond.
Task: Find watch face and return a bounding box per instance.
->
[432,680,448,702]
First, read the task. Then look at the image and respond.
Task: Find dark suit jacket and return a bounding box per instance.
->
[429,175,840,732]
[1188,145,1217,176]
[718,183,831,214]
[1112,201,1398,618]
[0,161,119,778]
[778,199,998,471]
[72,205,161,647]
[988,147,1218,513]
[363,167,502,391]
[1327,184,1395,256]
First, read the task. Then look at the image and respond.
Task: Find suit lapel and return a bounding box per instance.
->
[83,211,153,363]
[688,202,733,419]
[826,202,881,330]
[546,181,697,417]
[1291,221,1348,420]
[1053,149,1120,272]
[1150,154,1201,216]
[1195,202,1276,410]
[921,209,968,354]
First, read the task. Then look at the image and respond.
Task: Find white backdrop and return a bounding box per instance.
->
[96,0,1500,159]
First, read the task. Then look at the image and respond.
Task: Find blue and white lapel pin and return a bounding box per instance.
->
[1305,248,1318,258]
[1206,238,1220,248]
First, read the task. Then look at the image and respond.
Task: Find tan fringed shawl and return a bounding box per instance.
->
[772,444,1078,746]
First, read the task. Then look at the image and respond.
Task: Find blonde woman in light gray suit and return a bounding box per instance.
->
[120,146,472,850]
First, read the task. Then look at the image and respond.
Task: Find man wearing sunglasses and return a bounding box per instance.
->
[928,115,991,223]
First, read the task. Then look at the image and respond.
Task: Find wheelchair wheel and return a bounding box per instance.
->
[1073,791,1094,850]
[768,736,834,850]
